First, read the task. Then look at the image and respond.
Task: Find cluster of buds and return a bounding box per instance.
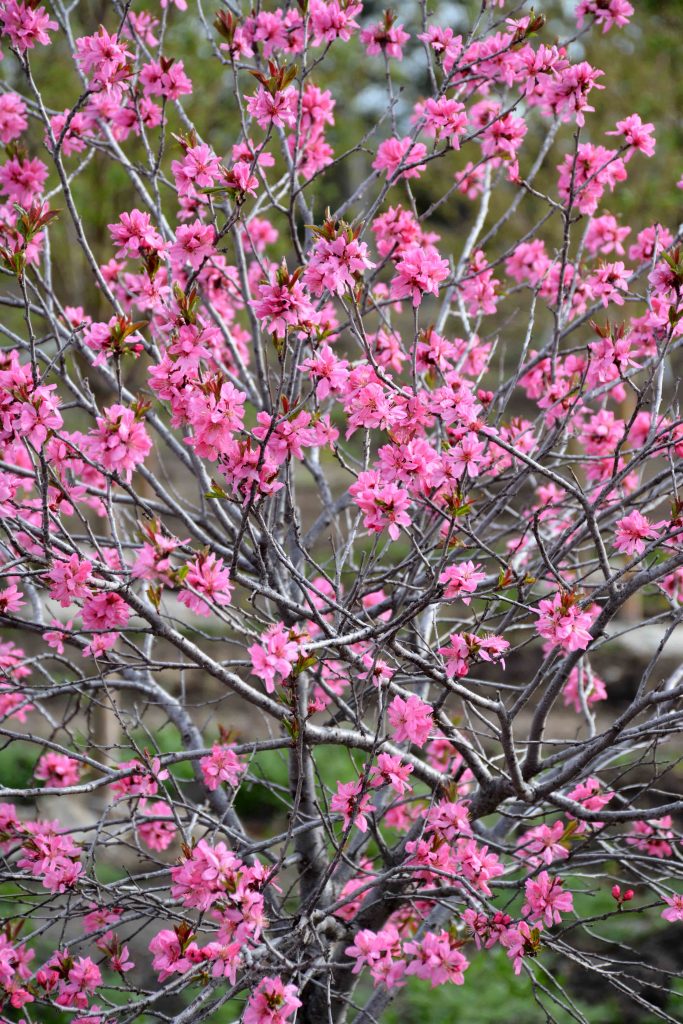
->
[611,884,635,909]
[0,201,59,278]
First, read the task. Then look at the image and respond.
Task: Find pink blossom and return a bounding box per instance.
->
[447,433,487,480]
[542,61,604,127]
[0,582,24,614]
[44,618,72,655]
[170,220,216,270]
[404,931,469,987]
[15,382,63,446]
[344,375,407,436]
[111,757,169,800]
[46,107,92,154]
[185,379,246,460]
[391,244,449,307]
[361,17,409,60]
[522,870,574,927]
[149,929,201,982]
[439,560,486,604]
[247,10,289,57]
[585,214,630,256]
[576,0,634,32]
[372,203,439,258]
[170,837,260,915]
[417,96,468,146]
[456,837,504,896]
[500,921,541,975]
[303,232,374,296]
[223,161,259,196]
[426,800,472,841]
[249,623,302,692]
[109,209,164,257]
[18,829,82,892]
[506,240,550,285]
[177,552,233,617]
[439,631,508,677]
[566,778,614,831]
[0,92,27,143]
[536,592,595,652]
[299,82,334,133]
[627,816,675,859]
[253,409,316,463]
[589,260,629,307]
[81,592,129,631]
[614,509,656,557]
[0,156,48,205]
[233,139,275,169]
[45,555,92,607]
[345,925,403,976]
[35,753,81,788]
[124,10,160,46]
[349,472,412,540]
[201,939,241,982]
[137,800,177,851]
[439,632,470,677]
[373,137,428,180]
[459,250,500,316]
[139,60,192,100]
[387,694,433,745]
[475,634,509,666]
[172,143,222,197]
[82,632,118,659]
[369,752,413,794]
[200,744,245,790]
[331,779,376,832]
[661,895,683,923]
[456,160,487,199]
[629,224,673,262]
[299,344,349,400]
[309,0,361,46]
[84,316,145,369]
[106,938,134,975]
[246,86,297,130]
[88,404,152,482]
[480,111,527,161]
[0,0,57,53]
[54,955,102,1008]
[131,525,185,584]
[562,665,608,714]
[75,26,133,91]
[557,143,627,216]
[83,904,123,934]
[242,216,279,253]
[253,269,318,339]
[463,908,511,951]
[244,976,302,1024]
[516,821,569,867]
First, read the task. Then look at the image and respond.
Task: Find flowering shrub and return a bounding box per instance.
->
[0,0,681,1022]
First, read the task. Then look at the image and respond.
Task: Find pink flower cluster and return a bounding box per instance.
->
[345,924,469,989]
[536,592,595,652]
[249,623,306,692]
[200,744,245,790]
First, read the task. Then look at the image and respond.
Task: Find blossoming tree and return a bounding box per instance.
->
[0,0,681,1021]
